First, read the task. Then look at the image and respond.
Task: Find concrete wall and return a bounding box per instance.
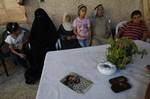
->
[39,0,142,28]
[0,0,27,25]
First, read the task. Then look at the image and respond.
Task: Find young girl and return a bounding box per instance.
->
[73,4,91,47]
[58,13,81,49]
[91,4,111,45]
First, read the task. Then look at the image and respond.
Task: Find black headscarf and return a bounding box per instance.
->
[30,8,58,49]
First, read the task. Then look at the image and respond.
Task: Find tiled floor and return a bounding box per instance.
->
[0,59,39,99]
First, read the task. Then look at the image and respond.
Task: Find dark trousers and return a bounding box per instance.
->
[10,43,31,68]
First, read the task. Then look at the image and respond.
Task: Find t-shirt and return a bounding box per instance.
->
[73,17,90,40]
[119,21,148,40]
[5,29,27,50]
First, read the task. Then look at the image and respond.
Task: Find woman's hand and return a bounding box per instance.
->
[71,35,76,39]
[18,43,23,50]
[66,35,77,40]
[66,36,72,40]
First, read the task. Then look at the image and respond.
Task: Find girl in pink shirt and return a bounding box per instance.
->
[73,4,91,47]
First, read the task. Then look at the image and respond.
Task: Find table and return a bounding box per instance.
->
[36,40,150,99]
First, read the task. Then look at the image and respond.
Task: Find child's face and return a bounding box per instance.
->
[97,6,103,16]
[11,28,21,37]
[132,15,141,24]
[79,7,87,18]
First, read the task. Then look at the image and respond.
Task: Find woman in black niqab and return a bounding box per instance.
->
[25,8,58,84]
[31,8,58,48]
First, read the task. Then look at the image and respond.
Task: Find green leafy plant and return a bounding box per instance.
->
[106,38,147,69]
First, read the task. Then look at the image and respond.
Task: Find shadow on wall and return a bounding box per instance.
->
[0,0,27,25]
[39,0,142,28]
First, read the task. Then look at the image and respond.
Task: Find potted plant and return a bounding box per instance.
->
[106,38,147,69]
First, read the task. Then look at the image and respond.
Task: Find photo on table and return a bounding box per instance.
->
[60,72,93,94]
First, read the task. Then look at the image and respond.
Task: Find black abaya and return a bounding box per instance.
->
[25,8,59,84]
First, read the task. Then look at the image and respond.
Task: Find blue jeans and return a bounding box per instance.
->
[78,39,88,47]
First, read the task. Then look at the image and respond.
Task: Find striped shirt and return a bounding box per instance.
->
[119,21,148,40]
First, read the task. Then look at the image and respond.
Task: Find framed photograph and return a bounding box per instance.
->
[60,72,93,94]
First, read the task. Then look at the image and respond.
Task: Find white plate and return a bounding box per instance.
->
[97,62,117,75]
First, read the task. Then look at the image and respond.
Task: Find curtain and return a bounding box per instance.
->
[142,0,150,30]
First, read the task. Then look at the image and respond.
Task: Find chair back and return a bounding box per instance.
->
[115,21,127,35]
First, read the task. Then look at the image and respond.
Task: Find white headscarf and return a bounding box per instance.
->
[62,13,73,31]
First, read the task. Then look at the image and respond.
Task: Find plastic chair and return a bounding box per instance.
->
[55,39,62,50]
[115,21,127,35]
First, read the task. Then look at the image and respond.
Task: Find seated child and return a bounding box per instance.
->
[4,22,30,68]
[118,10,149,41]
[58,13,81,49]
[73,4,91,47]
[91,4,111,45]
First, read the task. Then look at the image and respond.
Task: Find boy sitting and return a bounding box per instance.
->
[4,22,30,68]
[118,10,149,41]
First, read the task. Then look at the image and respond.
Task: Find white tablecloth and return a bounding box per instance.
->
[36,40,150,99]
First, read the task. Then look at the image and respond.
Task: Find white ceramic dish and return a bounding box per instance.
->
[97,62,117,75]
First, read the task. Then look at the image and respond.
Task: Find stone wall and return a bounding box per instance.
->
[39,0,142,28]
[0,0,27,25]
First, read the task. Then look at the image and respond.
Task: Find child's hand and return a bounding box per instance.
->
[77,27,81,33]
[19,53,26,59]
[78,34,88,38]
